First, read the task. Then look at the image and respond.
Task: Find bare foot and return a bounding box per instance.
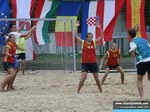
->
[99,89,102,93]
[139,97,144,101]
[77,90,80,94]
[7,88,14,91]
[0,85,5,92]
[7,86,16,91]
[11,87,16,90]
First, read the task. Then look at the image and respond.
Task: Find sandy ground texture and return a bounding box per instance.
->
[0,70,149,112]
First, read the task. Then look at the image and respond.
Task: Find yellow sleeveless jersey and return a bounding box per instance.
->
[17,37,26,53]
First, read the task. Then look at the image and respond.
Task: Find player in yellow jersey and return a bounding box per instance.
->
[17,33,32,75]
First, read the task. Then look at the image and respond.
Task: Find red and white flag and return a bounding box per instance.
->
[82,0,125,45]
[11,0,36,60]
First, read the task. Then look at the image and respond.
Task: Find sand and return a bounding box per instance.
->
[0,70,149,112]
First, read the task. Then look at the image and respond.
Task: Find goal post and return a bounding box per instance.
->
[0,18,77,72]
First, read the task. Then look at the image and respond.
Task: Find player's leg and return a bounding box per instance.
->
[90,63,102,92]
[115,66,125,84]
[0,68,15,91]
[137,75,144,101]
[101,67,110,85]
[136,62,147,100]
[147,62,150,81]
[77,72,88,93]
[7,58,19,90]
[77,63,89,93]
[21,59,26,75]
[20,53,26,75]
[8,67,18,90]
[93,72,102,93]
[148,74,150,82]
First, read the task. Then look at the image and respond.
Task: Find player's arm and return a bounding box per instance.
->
[21,26,36,37]
[130,51,135,58]
[99,53,108,69]
[75,21,82,44]
[118,50,122,64]
[24,32,32,40]
[129,42,136,58]
[5,47,13,57]
[17,20,28,33]
[5,47,19,58]
[95,24,104,43]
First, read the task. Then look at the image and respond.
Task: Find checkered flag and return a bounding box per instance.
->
[86,16,100,26]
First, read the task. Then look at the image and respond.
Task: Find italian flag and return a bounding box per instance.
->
[126,0,147,41]
[11,0,36,60]
[34,0,59,45]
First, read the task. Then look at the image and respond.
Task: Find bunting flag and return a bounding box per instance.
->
[0,0,10,46]
[34,0,59,45]
[55,1,82,47]
[82,0,125,45]
[11,0,36,60]
[126,0,147,41]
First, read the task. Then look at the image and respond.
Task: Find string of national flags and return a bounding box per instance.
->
[0,0,147,47]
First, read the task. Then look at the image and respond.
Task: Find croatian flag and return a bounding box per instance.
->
[86,16,100,26]
[82,0,125,45]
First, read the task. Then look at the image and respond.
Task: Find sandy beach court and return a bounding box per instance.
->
[0,70,149,112]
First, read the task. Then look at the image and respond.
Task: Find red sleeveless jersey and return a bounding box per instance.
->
[106,49,120,66]
[2,42,17,63]
[82,40,97,63]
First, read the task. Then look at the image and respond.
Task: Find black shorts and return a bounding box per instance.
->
[136,61,150,75]
[82,63,99,73]
[2,62,14,70]
[106,64,120,70]
[17,53,26,60]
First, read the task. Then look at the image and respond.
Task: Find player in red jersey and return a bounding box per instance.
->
[0,34,25,91]
[75,21,103,93]
[99,43,124,85]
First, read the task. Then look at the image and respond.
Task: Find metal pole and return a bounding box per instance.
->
[71,19,76,72]
[0,18,74,21]
[64,21,67,72]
